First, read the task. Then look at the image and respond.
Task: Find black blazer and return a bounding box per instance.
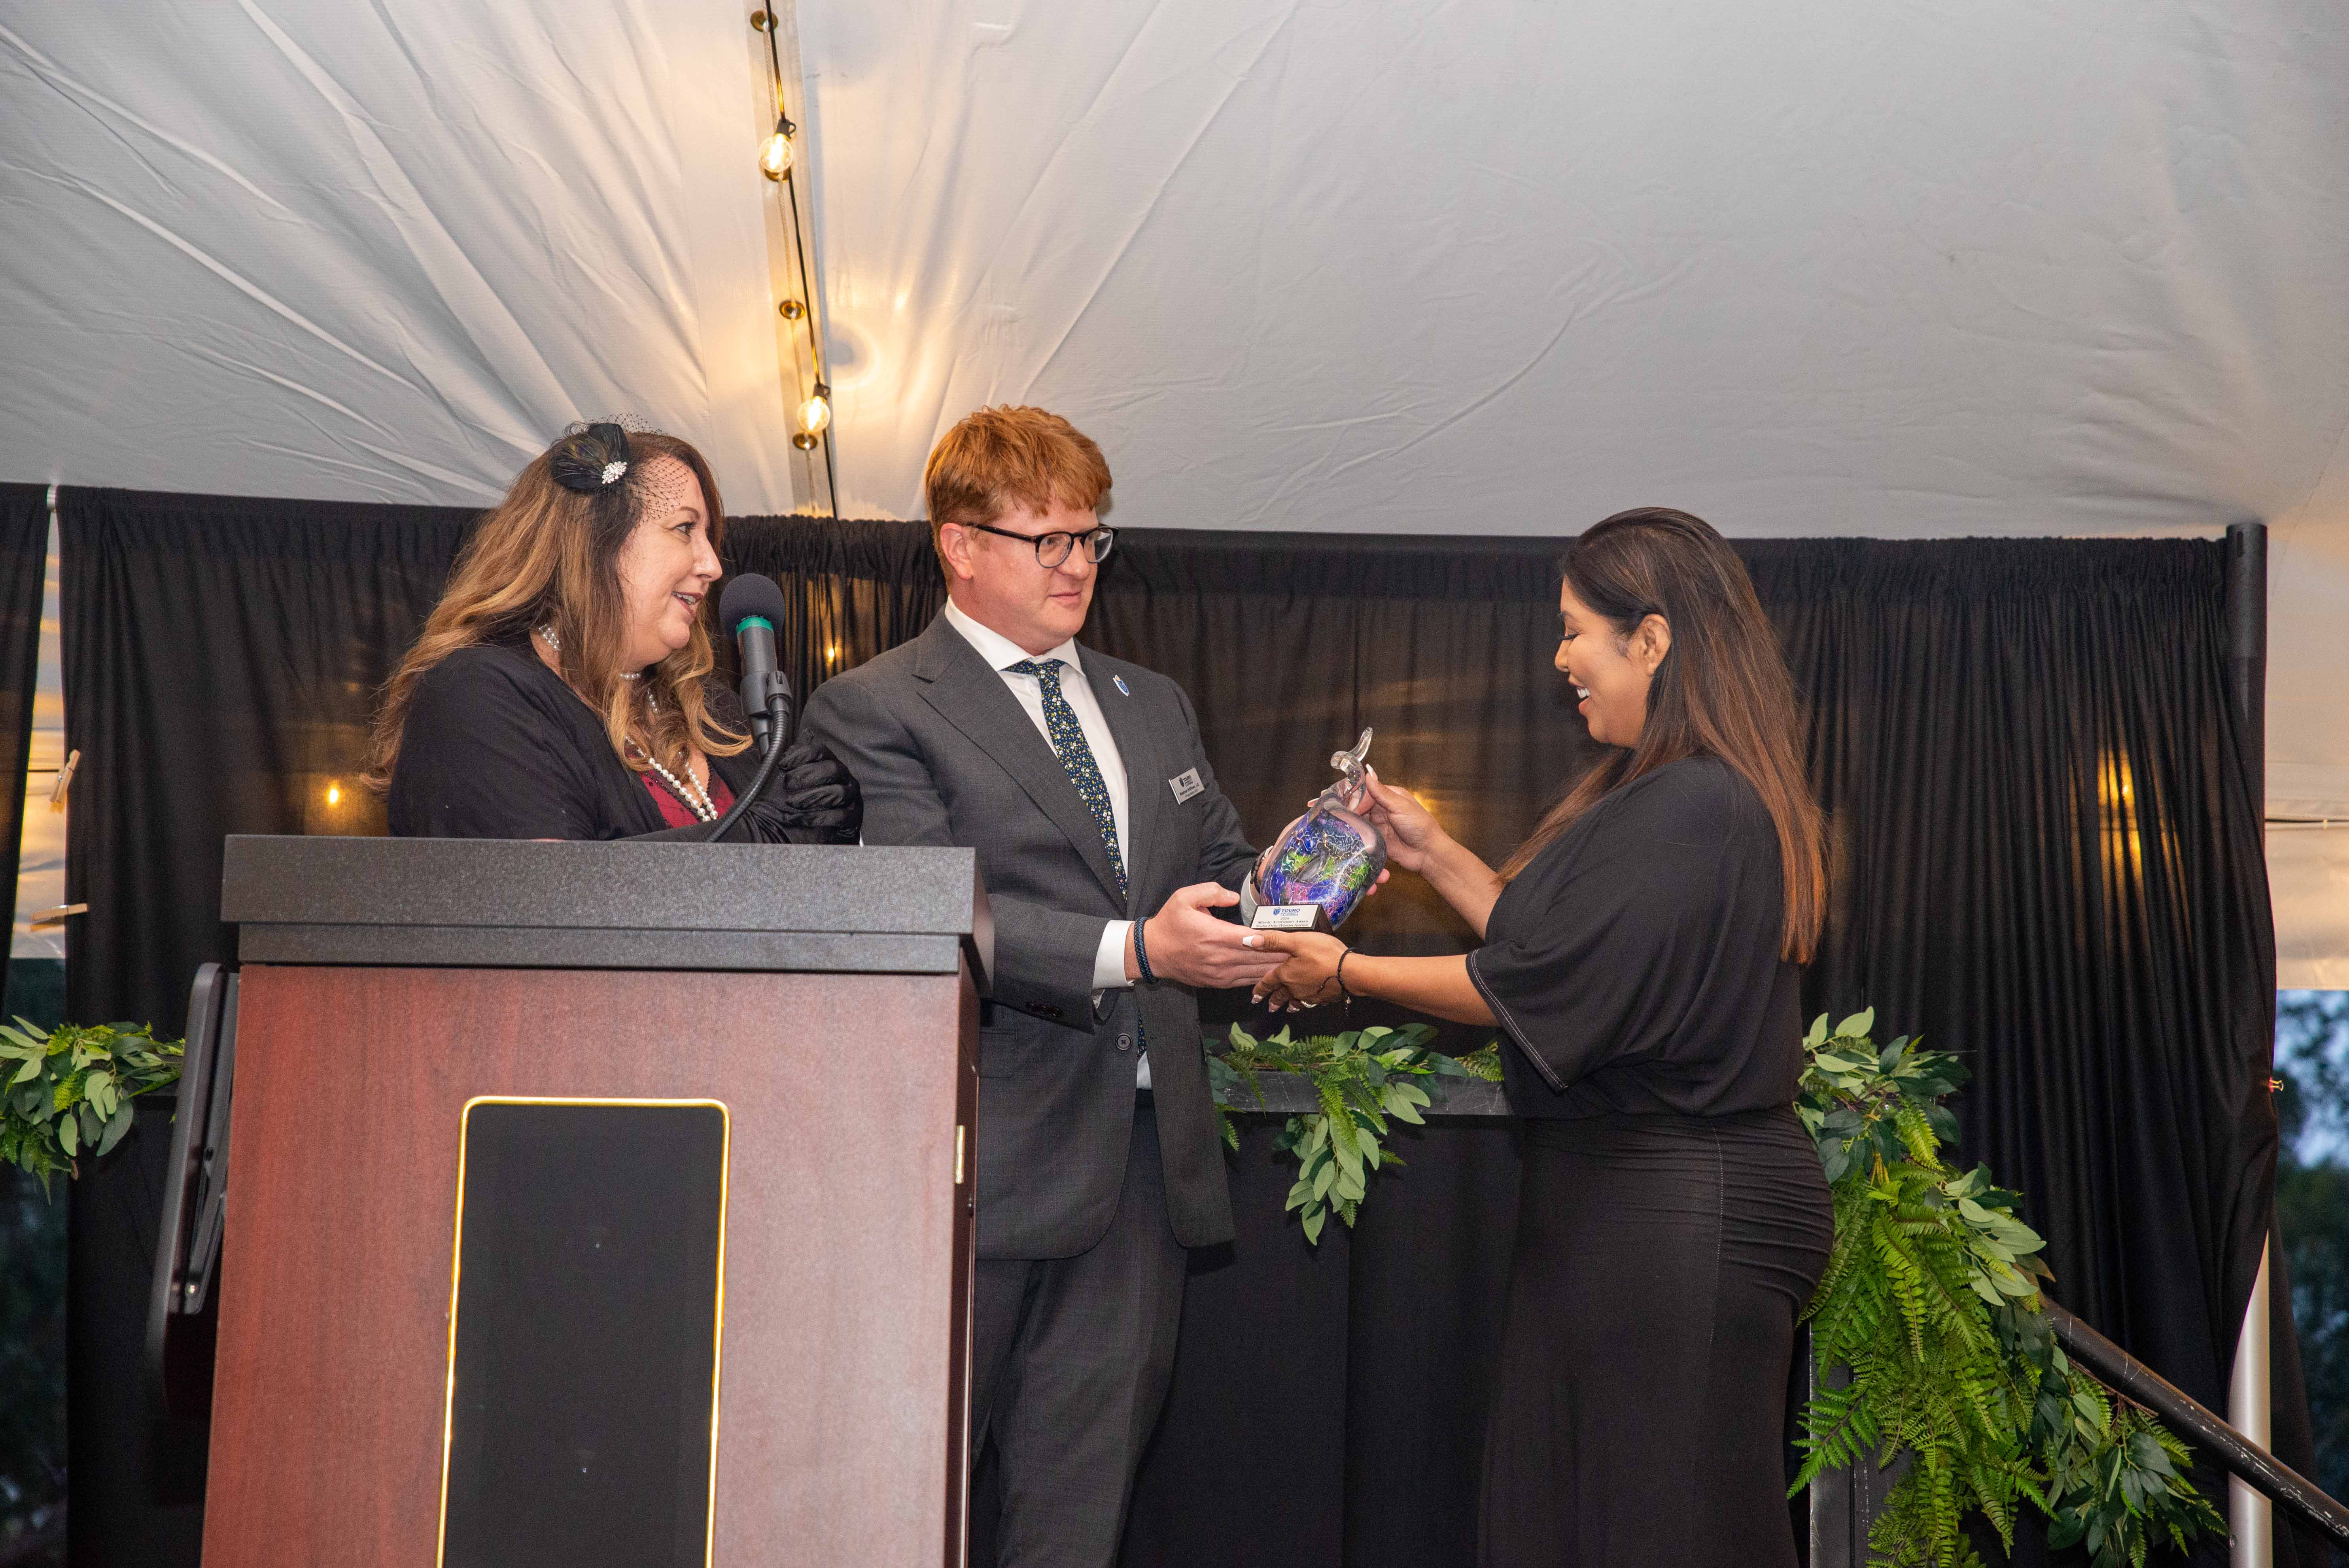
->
[388,639,828,842]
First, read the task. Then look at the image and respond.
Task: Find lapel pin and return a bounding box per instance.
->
[1112,675,1131,696]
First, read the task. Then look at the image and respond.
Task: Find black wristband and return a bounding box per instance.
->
[1335,948,1354,1004]
[1131,919,1159,986]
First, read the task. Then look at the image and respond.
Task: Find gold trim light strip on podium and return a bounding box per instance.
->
[433,1096,732,1568]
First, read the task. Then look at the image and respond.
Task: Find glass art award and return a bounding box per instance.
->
[1253,728,1386,933]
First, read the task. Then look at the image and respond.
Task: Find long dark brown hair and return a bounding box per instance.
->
[366,427,747,791]
[1499,507,1826,963]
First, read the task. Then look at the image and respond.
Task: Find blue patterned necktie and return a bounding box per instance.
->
[1010,658,1146,1063]
[1007,658,1126,898]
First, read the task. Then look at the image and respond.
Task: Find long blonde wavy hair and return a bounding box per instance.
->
[366,427,749,791]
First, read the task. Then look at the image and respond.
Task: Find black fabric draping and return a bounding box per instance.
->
[721,513,946,704]
[53,497,2294,1568]
[1740,538,2296,1564]
[59,487,478,1032]
[0,485,50,1022]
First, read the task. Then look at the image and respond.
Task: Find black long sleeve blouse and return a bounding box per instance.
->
[1466,755,1805,1119]
[386,639,828,842]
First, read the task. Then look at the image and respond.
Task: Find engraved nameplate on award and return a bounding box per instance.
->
[1249,902,1333,934]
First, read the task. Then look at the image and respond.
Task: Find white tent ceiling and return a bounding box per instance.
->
[2,0,2343,969]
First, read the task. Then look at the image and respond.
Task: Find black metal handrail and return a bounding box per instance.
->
[2045,1301,2349,1547]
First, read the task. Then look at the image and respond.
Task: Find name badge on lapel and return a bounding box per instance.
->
[1167,768,1203,806]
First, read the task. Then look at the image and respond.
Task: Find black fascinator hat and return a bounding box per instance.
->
[549,421,634,495]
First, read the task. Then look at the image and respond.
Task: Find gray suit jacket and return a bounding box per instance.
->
[802,613,1254,1258]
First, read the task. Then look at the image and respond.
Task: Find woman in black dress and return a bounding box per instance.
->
[368,421,859,843]
[1248,507,1833,1567]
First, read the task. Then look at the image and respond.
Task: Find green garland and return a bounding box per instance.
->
[1795,1008,2225,1567]
[0,1019,182,1193]
[1209,1021,1499,1244]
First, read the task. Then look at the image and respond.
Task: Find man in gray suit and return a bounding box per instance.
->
[801,406,1280,1566]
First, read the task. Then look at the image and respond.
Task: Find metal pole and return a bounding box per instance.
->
[2224,519,2271,1568]
[2232,1247,2276,1564]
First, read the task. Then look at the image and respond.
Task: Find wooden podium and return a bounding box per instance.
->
[196,837,988,1568]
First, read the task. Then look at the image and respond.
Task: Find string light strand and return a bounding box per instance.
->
[752,7,838,517]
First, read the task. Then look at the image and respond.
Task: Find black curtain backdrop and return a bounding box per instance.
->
[55,497,2299,1568]
[1746,537,2288,1566]
[1746,538,2296,1566]
[59,488,476,1033]
[0,486,49,1025]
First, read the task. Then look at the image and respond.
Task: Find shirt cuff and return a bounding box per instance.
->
[1237,874,1262,925]
[1093,919,1135,991]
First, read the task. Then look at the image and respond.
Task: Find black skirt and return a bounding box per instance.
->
[1479,1106,1833,1568]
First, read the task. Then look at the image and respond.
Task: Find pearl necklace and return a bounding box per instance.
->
[538,625,704,818]
[632,744,717,822]
[535,623,641,679]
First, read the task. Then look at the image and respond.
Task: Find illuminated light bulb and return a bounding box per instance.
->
[825,644,839,663]
[796,392,832,436]
[758,125,794,181]
[325,783,342,806]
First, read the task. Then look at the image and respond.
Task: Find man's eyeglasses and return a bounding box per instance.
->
[958,520,1118,568]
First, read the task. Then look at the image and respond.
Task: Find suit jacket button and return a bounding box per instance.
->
[1116,1034,1133,1052]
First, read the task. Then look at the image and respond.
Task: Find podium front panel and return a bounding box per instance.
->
[200,963,978,1568]
[441,1099,729,1568]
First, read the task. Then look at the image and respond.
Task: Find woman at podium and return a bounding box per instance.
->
[367,422,861,842]
[1246,509,1833,1568]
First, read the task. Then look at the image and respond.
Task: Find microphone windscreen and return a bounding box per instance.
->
[719,572,790,637]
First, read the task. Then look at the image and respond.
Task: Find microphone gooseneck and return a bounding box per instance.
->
[702,693,791,843]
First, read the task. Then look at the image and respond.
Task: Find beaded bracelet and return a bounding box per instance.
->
[1132,918,1159,986]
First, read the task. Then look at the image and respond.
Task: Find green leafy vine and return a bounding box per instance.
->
[1209,1021,1500,1245]
[1796,1008,2226,1567]
[0,1019,182,1192]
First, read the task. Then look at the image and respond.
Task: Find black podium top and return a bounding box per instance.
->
[221,837,991,986]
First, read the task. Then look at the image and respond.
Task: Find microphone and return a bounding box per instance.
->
[698,573,796,844]
[720,573,794,753]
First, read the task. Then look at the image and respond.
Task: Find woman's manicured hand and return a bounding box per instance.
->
[1361,766,1444,874]
[1243,929,1347,1010]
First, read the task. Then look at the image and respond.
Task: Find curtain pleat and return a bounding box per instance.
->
[0,485,50,1019]
[49,495,2293,1567]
